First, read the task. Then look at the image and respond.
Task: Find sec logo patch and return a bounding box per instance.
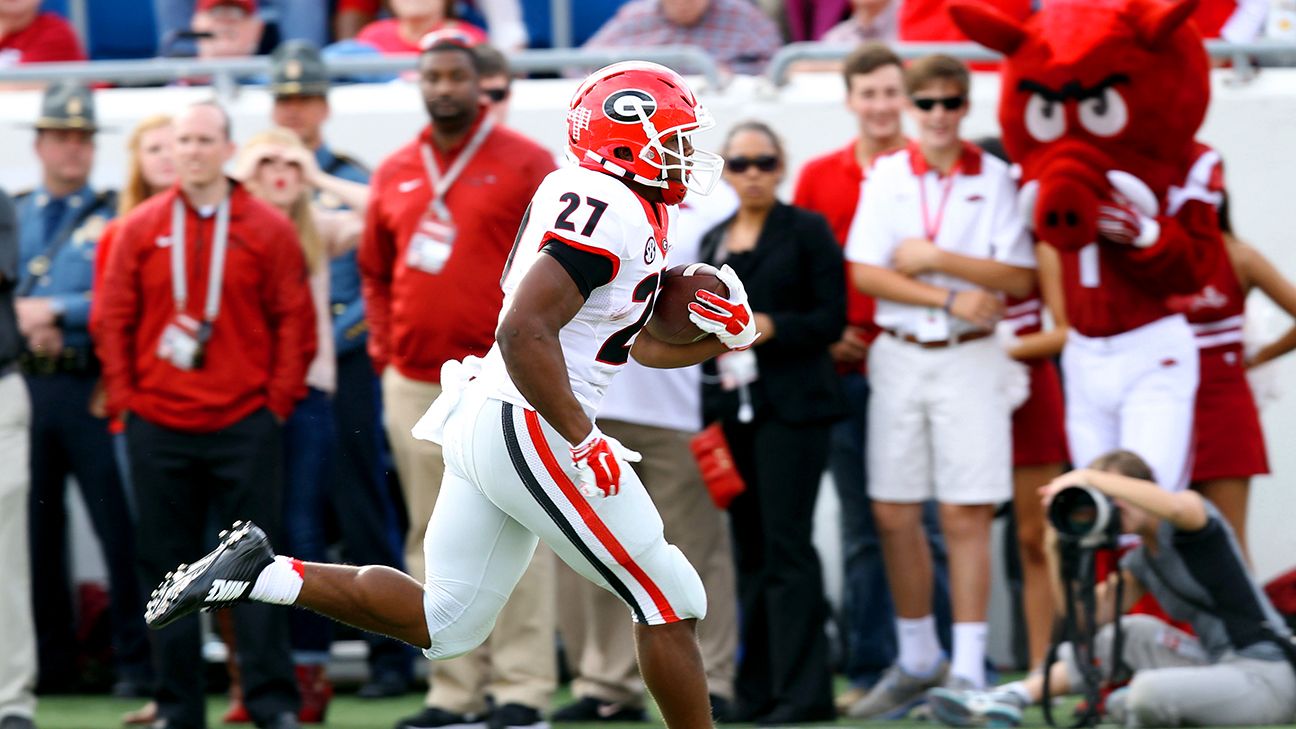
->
[644,236,657,264]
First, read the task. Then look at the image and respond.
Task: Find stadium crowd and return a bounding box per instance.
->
[2,2,1296,729]
[0,0,1286,69]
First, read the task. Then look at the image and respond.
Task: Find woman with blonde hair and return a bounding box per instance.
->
[232,126,369,722]
[91,114,176,334]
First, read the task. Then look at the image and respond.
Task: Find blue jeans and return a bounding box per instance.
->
[831,372,953,686]
[283,387,337,661]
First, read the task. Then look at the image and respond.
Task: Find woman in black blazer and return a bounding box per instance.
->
[699,121,847,724]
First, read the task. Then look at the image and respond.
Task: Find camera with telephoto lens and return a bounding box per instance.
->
[1048,484,1120,549]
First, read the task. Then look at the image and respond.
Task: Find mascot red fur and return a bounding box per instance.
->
[950,0,1225,490]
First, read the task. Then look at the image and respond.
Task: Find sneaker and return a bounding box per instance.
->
[913,674,984,721]
[847,661,949,720]
[357,671,412,699]
[835,685,869,716]
[123,701,159,726]
[145,522,275,629]
[395,707,488,729]
[261,714,300,729]
[551,697,646,723]
[489,704,548,729]
[0,716,35,729]
[224,699,251,724]
[926,688,1023,728]
[295,665,333,724]
[1105,687,1130,727]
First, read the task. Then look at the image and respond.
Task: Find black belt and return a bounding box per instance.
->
[20,348,99,376]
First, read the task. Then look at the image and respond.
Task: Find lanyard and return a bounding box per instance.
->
[918,162,961,242]
[170,196,230,322]
[419,115,496,220]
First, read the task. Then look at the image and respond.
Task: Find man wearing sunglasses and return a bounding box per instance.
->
[473,44,514,125]
[794,43,955,715]
[363,36,559,729]
[844,53,1036,718]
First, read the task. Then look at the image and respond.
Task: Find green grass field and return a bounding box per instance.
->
[31,684,1285,729]
[26,690,957,729]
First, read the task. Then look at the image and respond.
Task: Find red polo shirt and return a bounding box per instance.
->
[354,18,487,54]
[96,182,317,432]
[793,139,884,373]
[0,12,86,65]
[360,114,556,382]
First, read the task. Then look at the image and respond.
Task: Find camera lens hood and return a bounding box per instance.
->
[1048,484,1115,546]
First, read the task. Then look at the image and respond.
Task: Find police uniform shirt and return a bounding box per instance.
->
[15,184,114,351]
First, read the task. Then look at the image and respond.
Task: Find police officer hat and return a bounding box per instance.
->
[33,81,99,133]
[270,40,330,98]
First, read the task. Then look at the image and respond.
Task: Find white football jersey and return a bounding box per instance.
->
[476,165,671,418]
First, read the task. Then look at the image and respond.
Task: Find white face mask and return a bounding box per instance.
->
[638,105,724,196]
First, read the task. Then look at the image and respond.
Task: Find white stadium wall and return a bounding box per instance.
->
[4,68,1295,582]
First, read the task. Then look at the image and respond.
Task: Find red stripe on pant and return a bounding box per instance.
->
[522,409,681,623]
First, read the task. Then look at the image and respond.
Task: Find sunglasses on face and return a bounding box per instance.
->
[727,155,779,173]
[483,87,509,103]
[911,95,967,112]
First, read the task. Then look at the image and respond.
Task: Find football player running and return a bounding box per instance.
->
[144,62,757,729]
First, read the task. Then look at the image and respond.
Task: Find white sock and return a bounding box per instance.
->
[248,555,304,605]
[951,622,989,688]
[896,615,943,677]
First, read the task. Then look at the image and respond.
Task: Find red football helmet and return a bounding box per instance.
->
[567,61,722,205]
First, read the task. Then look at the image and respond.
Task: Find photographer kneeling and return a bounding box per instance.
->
[928,449,1296,728]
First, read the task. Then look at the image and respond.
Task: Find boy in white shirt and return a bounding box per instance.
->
[844,54,1036,718]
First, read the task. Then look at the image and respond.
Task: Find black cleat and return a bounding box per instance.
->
[145,520,274,629]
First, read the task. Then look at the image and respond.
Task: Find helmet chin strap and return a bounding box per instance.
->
[588,152,669,190]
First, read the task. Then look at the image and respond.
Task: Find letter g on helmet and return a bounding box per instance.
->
[566,61,723,205]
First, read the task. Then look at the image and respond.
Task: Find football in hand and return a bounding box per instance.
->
[644,263,731,345]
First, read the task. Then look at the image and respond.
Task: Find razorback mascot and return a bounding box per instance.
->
[950,0,1225,491]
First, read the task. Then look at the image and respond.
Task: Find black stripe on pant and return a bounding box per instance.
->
[499,402,648,624]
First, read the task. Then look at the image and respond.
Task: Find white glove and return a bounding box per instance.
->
[1100,171,1162,248]
[687,264,760,350]
[570,425,642,498]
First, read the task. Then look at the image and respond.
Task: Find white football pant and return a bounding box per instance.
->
[1061,314,1199,490]
[416,388,707,660]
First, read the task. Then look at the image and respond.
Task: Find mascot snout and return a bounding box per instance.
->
[1031,152,1107,250]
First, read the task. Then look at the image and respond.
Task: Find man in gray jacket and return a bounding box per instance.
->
[928,449,1296,728]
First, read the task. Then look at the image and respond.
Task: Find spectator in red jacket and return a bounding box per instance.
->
[359,37,557,729]
[355,0,487,55]
[0,0,85,68]
[341,0,527,49]
[95,101,314,729]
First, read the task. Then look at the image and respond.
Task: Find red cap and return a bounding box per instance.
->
[197,0,256,14]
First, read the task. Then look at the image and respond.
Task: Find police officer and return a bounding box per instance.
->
[268,40,413,699]
[14,81,151,695]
